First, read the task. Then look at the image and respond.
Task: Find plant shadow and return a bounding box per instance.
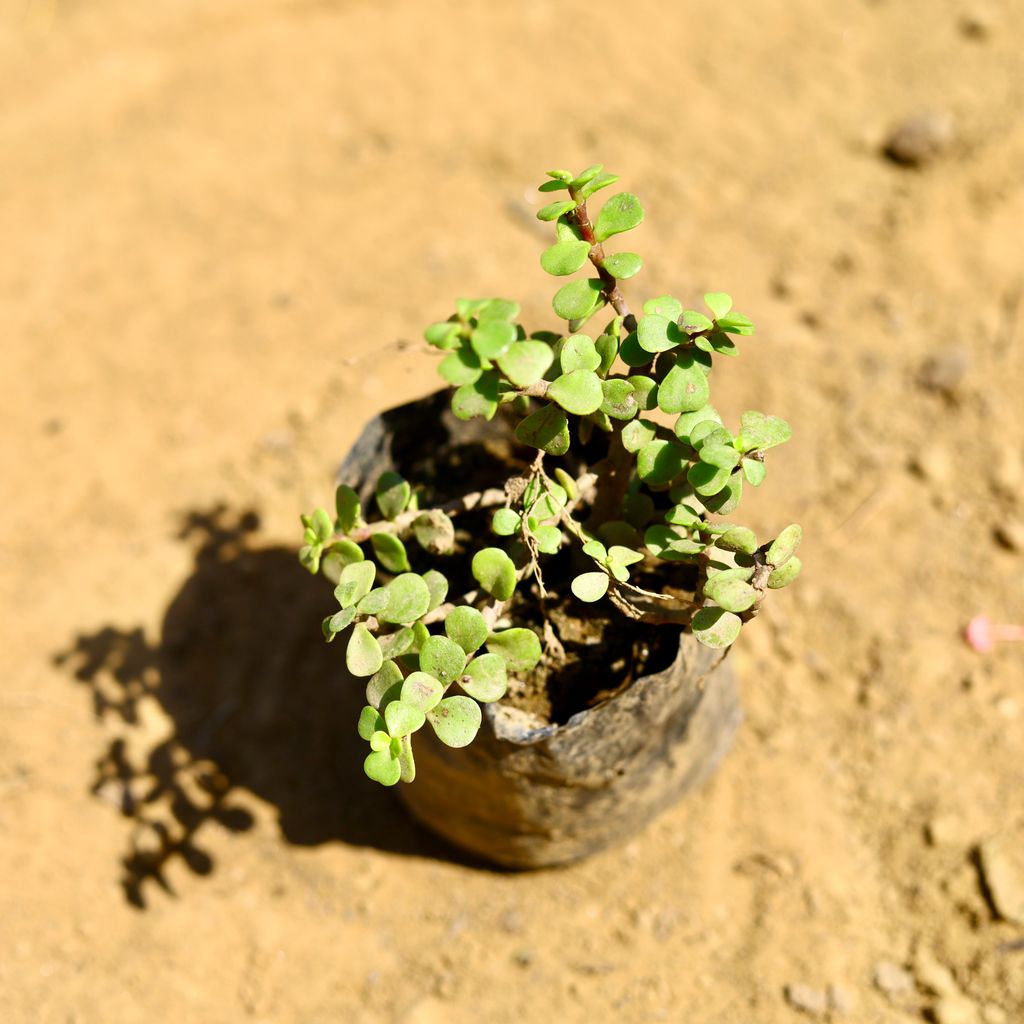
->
[55,505,485,909]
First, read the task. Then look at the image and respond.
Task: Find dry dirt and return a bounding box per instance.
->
[2,1,1023,1022]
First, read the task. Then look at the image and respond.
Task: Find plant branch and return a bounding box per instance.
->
[568,190,636,332]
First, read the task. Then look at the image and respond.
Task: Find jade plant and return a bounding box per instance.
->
[300,165,802,786]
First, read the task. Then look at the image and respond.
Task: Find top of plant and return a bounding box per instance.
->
[301,164,801,786]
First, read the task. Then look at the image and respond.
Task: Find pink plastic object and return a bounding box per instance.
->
[965,614,1024,653]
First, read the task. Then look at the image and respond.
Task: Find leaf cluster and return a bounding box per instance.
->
[303,165,803,785]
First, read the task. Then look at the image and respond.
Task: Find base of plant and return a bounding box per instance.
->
[399,630,741,869]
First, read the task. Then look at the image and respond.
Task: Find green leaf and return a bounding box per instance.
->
[704,292,732,319]
[379,627,415,660]
[358,705,386,741]
[687,461,732,497]
[537,199,577,222]
[531,483,567,520]
[644,525,704,561]
[486,628,542,672]
[456,298,488,321]
[424,320,461,349]
[691,607,742,649]
[547,369,603,415]
[767,524,802,568]
[594,192,644,241]
[452,372,500,422]
[472,547,517,601]
[571,163,604,187]
[614,415,655,452]
[628,375,658,410]
[445,606,489,654]
[356,587,389,616]
[602,252,642,279]
[664,502,702,528]
[363,748,401,786]
[515,403,570,455]
[545,168,573,182]
[643,295,683,319]
[716,312,755,336]
[533,524,562,554]
[560,334,601,374]
[347,623,383,677]
[608,545,644,566]
[577,171,620,199]
[618,332,653,367]
[704,474,743,515]
[738,411,792,451]
[478,298,520,322]
[492,509,522,536]
[768,556,802,589]
[623,492,656,528]
[335,560,376,608]
[470,319,516,360]
[422,569,448,611]
[742,458,767,486]
[703,575,758,613]
[335,485,363,534]
[673,405,722,442]
[398,735,416,783]
[658,354,711,414]
[595,331,618,374]
[552,278,604,321]
[681,310,714,332]
[600,379,638,420]
[377,573,431,625]
[555,215,585,242]
[438,346,483,386]
[400,671,444,713]
[717,527,758,555]
[571,572,609,602]
[541,239,591,277]
[427,696,482,748]
[582,538,608,561]
[461,653,507,703]
[419,634,467,685]
[385,699,425,738]
[497,341,554,388]
[370,533,410,573]
[322,605,356,641]
[375,471,411,521]
[366,660,403,709]
[412,510,455,554]
[698,331,738,357]
[637,439,687,486]
[538,178,570,193]
[690,421,729,449]
[637,313,683,354]
[699,443,741,470]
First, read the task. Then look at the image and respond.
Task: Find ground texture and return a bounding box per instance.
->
[2,1,1023,1021]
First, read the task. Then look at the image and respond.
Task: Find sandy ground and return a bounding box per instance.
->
[2,1,1024,1021]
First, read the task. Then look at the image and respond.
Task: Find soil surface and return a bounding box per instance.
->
[3,2,1023,1022]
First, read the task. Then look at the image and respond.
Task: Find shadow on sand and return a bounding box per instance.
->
[55,505,479,908]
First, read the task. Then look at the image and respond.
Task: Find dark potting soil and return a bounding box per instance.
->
[380,393,687,725]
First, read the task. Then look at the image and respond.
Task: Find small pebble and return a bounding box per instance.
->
[959,9,995,40]
[993,520,1024,552]
[909,447,953,485]
[873,959,915,999]
[978,831,1024,924]
[784,983,828,1017]
[926,813,969,847]
[883,112,956,167]
[914,947,958,997]
[918,347,970,396]
[933,994,981,1024]
[827,983,854,1016]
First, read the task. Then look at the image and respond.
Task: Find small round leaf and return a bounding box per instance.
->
[346,623,383,678]
[461,653,507,703]
[379,573,431,625]
[691,607,742,649]
[547,369,604,415]
[427,696,482,748]
[552,279,604,322]
[419,635,467,685]
[445,606,489,654]
[471,547,517,601]
[571,572,609,602]
[541,239,591,277]
[594,192,644,242]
